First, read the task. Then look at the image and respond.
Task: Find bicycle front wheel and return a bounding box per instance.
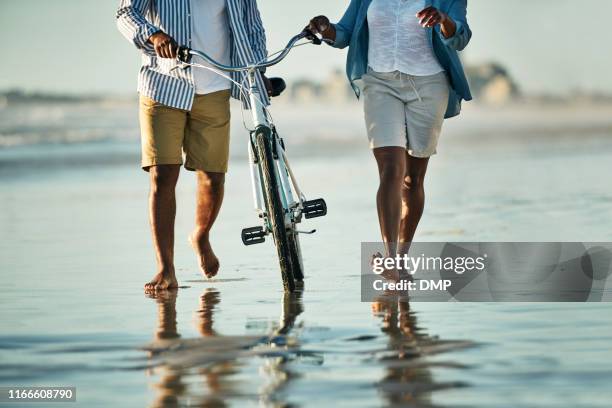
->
[255,128,295,292]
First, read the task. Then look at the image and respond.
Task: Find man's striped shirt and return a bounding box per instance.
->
[116,0,269,110]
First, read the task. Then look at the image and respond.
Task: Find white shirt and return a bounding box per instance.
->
[190,0,231,94]
[367,0,444,76]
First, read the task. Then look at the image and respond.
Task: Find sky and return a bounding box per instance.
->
[0,0,610,96]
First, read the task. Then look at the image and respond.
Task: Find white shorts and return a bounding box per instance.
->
[362,68,450,157]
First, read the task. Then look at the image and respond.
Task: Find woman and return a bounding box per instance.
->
[307,0,472,278]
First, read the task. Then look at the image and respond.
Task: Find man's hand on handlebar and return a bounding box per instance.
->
[306,16,336,42]
[149,31,178,59]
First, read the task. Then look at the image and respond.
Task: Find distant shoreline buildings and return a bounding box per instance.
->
[465,62,519,104]
[2,62,612,107]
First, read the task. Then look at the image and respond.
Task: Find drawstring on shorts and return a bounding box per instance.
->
[394,71,422,102]
[408,75,422,102]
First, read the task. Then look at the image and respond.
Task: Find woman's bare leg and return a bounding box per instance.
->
[399,153,430,254]
[373,147,407,266]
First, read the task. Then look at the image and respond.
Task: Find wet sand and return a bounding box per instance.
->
[2,103,612,406]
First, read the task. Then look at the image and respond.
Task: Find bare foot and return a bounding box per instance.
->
[144,268,178,291]
[189,232,220,279]
[371,252,400,282]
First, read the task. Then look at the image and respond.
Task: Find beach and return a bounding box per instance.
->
[2,100,612,407]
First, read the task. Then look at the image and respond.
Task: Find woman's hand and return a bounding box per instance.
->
[416,7,456,38]
[306,15,336,42]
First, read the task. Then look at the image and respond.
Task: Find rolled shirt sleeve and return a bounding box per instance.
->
[437,0,472,51]
[437,20,471,51]
[330,23,352,49]
[116,0,159,56]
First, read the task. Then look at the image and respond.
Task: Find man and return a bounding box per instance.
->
[116,0,270,290]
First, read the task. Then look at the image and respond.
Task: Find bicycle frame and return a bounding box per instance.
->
[179,34,311,233]
[245,68,303,230]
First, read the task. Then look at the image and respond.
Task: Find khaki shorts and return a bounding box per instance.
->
[139,89,231,173]
[362,68,449,158]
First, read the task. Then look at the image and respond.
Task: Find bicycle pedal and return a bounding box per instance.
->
[241,226,266,246]
[303,198,327,219]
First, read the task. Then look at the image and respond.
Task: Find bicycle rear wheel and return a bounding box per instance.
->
[255,128,295,292]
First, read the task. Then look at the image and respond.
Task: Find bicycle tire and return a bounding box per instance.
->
[255,128,295,292]
[288,231,304,282]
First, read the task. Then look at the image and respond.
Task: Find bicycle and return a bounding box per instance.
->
[177,30,327,292]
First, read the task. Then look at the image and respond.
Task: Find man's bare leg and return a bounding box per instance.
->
[373,147,407,281]
[190,171,225,278]
[145,165,181,290]
[398,153,430,255]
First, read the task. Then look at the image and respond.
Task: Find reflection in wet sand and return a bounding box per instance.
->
[259,287,307,406]
[145,288,306,407]
[143,288,473,407]
[195,289,220,337]
[194,288,239,407]
[276,284,305,336]
[372,295,472,407]
[146,290,185,408]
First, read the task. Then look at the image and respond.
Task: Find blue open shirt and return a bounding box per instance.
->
[331,0,472,118]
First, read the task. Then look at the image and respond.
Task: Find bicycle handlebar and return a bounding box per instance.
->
[177,30,321,72]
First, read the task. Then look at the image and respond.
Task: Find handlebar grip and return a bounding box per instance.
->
[177,46,192,63]
[302,29,322,45]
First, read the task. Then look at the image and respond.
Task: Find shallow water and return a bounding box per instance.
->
[1,103,612,407]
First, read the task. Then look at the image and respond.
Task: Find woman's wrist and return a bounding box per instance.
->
[439,14,457,38]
